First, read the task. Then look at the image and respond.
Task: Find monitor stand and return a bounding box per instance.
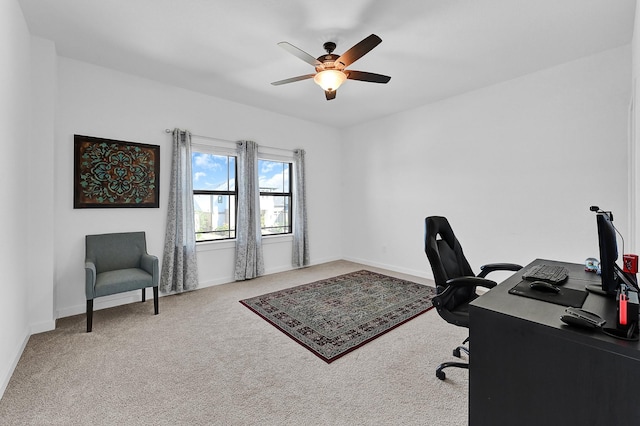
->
[585,284,609,297]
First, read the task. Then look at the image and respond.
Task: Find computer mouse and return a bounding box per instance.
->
[560,314,597,329]
[529,281,560,293]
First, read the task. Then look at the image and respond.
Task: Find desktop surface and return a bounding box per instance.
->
[473,258,639,354]
[469,258,640,425]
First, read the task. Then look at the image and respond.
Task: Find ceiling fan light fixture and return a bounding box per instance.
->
[314,70,346,92]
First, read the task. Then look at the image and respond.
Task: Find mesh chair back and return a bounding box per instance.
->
[424,216,476,311]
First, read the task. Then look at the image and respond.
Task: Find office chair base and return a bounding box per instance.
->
[436,361,469,380]
[453,345,469,358]
[453,337,470,357]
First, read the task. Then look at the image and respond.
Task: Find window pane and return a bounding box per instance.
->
[192,153,234,191]
[258,160,287,193]
[283,162,290,192]
[194,194,236,241]
[260,195,290,235]
[229,156,236,190]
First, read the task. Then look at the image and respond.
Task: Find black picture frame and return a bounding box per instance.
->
[74,135,160,208]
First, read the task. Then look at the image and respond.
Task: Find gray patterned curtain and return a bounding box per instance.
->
[234,140,264,280]
[161,129,199,293]
[292,149,309,267]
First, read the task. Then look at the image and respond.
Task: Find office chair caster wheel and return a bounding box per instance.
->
[436,369,446,380]
[453,348,461,358]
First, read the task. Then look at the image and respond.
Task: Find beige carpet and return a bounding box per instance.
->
[0,260,469,425]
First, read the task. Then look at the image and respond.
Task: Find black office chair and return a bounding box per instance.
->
[424,216,522,380]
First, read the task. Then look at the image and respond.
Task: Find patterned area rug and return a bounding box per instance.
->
[240,270,437,363]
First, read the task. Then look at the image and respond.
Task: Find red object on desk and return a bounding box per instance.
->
[623,254,638,274]
[619,293,628,326]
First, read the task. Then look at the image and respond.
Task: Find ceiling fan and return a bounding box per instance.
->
[271,34,391,101]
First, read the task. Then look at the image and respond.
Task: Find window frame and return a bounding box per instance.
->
[192,147,238,242]
[258,158,293,237]
[191,144,295,242]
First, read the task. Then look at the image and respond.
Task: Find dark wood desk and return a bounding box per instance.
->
[469,259,640,425]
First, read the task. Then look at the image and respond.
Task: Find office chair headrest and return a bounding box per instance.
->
[424,216,475,284]
[425,216,456,246]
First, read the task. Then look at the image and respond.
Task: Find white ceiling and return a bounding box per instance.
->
[19,0,636,129]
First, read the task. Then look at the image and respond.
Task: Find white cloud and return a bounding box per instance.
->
[194,153,222,170]
[259,172,288,191]
[261,161,277,174]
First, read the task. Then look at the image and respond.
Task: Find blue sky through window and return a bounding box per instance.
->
[192,153,234,191]
[192,153,289,192]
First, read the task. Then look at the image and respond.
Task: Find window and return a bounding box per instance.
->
[259,159,292,236]
[192,152,236,241]
[191,150,292,241]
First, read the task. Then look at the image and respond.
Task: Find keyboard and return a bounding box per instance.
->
[522,264,569,285]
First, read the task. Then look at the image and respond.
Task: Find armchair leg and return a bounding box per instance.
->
[142,288,146,302]
[153,287,159,315]
[86,300,93,333]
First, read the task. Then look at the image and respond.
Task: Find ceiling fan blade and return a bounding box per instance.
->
[325,90,336,101]
[277,42,322,67]
[335,34,382,69]
[346,70,391,84]
[271,74,316,86]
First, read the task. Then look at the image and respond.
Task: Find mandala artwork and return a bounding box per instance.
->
[74,135,160,208]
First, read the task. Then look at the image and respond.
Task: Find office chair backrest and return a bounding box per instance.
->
[86,232,147,274]
[425,216,476,310]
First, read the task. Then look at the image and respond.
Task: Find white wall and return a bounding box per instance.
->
[633,4,640,254]
[54,58,342,318]
[28,36,56,334]
[0,0,32,397]
[342,46,632,280]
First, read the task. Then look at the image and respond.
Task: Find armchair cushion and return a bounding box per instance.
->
[94,268,154,298]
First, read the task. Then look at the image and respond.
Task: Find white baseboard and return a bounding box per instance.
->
[30,319,56,335]
[342,256,434,281]
[308,255,343,267]
[0,327,30,400]
[196,256,343,288]
[56,292,141,319]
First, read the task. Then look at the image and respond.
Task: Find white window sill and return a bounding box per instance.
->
[196,234,293,252]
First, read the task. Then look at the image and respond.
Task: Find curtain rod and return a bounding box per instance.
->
[164,129,294,153]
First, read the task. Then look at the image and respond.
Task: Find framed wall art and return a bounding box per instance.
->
[74,135,160,208]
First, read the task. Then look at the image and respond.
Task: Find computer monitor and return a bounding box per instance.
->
[588,208,639,296]
[595,211,619,295]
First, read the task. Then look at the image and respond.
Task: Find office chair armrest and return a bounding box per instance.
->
[446,276,498,290]
[478,263,523,278]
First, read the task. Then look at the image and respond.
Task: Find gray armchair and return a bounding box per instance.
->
[85,231,159,332]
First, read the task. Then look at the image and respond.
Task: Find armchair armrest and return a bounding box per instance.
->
[478,263,523,278]
[85,259,96,299]
[140,254,159,287]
